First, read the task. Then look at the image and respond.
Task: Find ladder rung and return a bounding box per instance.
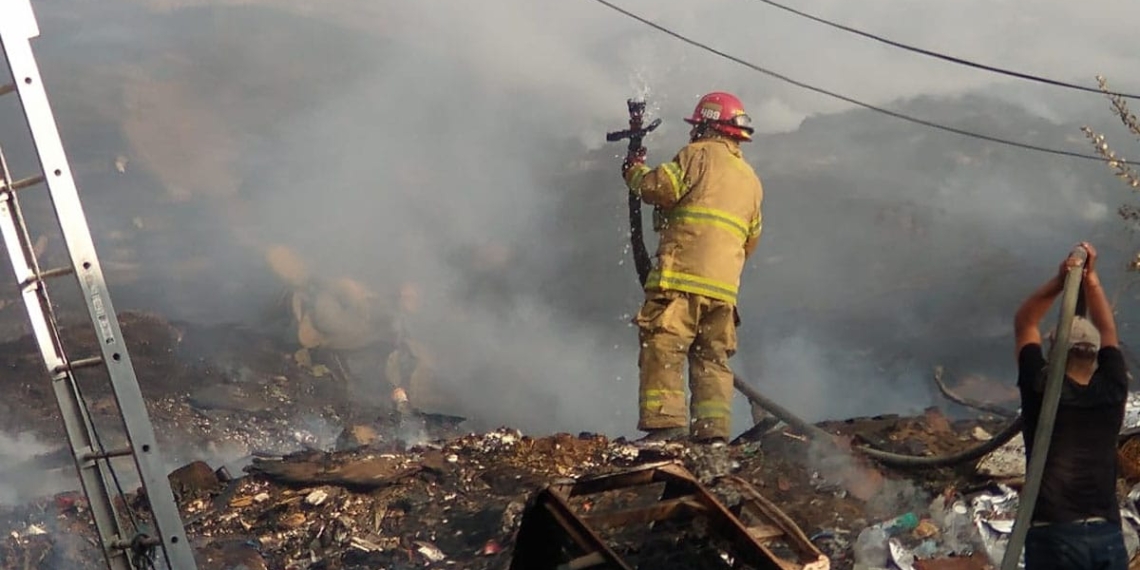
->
[53,356,104,376]
[0,83,13,97]
[82,446,133,462]
[37,265,74,280]
[22,265,74,289]
[110,536,161,551]
[0,173,44,192]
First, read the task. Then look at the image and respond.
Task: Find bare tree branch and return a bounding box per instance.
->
[1099,75,1140,140]
[1085,74,1140,269]
[931,365,1017,418]
[1080,126,1140,189]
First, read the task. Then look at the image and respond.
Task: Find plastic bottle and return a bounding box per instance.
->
[881,512,919,535]
[941,501,974,555]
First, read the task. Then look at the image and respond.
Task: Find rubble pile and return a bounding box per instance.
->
[194,430,641,569]
[0,415,1055,570]
[6,313,1140,569]
[0,311,468,479]
[0,430,658,569]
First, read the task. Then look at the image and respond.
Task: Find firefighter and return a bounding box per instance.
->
[384,282,447,415]
[621,92,764,444]
[265,246,437,415]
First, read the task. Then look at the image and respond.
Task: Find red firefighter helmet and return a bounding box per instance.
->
[683,91,754,141]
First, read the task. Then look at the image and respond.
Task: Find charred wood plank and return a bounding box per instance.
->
[582,497,706,529]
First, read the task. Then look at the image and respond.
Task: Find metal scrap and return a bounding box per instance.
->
[415,541,446,562]
[510,460,829,570]
[967,484,1019,566]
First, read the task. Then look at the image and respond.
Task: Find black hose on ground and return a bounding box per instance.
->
[856,414,1023,468]
[731,376,834,443]
[733,374,1024,468]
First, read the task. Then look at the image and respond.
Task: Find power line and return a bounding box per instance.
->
[753,0,1140,100]
[589,0,1104,162]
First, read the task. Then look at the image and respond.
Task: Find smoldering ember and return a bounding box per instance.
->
[5,1,1140,570]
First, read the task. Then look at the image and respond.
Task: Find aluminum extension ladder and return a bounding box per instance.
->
[0,3,197,569]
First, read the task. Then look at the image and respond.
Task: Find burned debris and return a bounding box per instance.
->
[8,370,1140,570]
[1,285,1136,570]
[0,309,1137,570]
[510,460,828,570]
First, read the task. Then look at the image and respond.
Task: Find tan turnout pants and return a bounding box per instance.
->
[633,289,737,440]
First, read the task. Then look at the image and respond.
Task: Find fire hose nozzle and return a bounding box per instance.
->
[605,118,663,142]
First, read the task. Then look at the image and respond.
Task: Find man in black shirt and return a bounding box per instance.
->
[1014,242,1130,570]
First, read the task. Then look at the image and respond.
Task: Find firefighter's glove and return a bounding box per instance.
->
[621,146,647,177]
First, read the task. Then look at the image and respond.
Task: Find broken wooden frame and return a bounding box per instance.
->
[509,461,828,570]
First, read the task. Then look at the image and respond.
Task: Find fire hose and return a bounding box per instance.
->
[606,98,1061,470]
[999,247,1087,570]
[732,376,1026,467]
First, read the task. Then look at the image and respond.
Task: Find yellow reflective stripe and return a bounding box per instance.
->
[646,269,738,304]
[748,215,762,239]
[693,400,733,419]
[660,162,687,201]
[641,388,685,408]
[642,389,685,399]
[666,206,750,241]
[627,164,650,194]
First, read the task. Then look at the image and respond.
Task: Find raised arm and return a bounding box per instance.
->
[1014,254,1082,357]
[623,146,701,209]
[625,160,684,208]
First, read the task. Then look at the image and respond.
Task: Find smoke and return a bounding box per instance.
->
[0,432,75,505]
[746,333,933,424]
[804,438,929,521]
[0,0,1138,448]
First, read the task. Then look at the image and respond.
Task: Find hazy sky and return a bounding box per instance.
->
[4,0,1140,440]
[93,0,1140,133]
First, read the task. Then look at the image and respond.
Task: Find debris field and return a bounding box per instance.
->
[2,313,1140,569]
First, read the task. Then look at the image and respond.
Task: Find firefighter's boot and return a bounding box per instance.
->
[637,426,688,443]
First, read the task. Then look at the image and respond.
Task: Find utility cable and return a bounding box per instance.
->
[753,0,1140,100]
[589,0,1104,162]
